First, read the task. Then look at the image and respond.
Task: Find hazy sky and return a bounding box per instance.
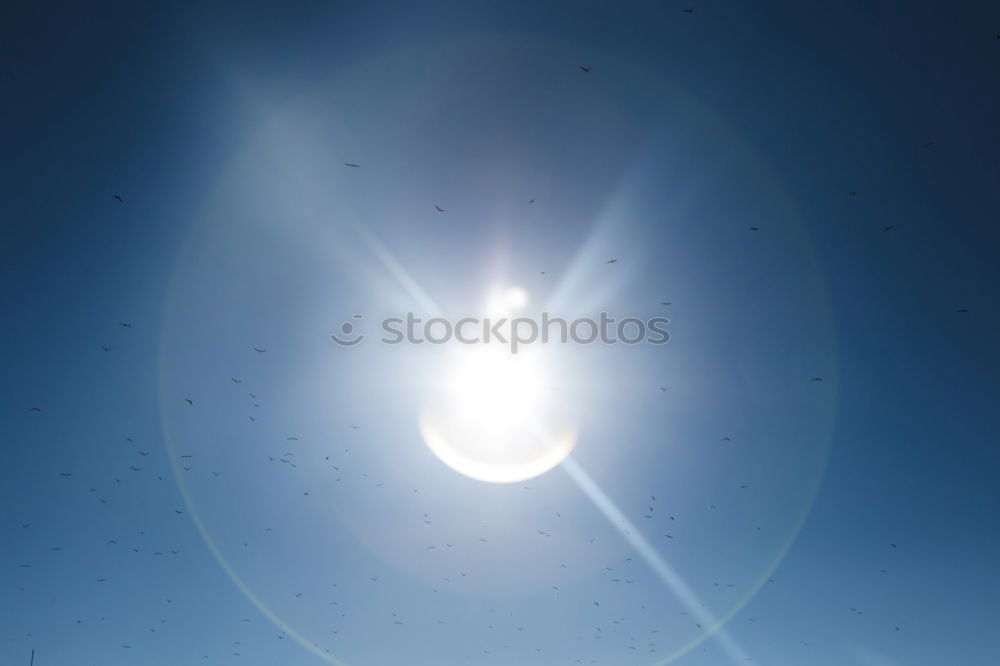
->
[3,2,1000,665]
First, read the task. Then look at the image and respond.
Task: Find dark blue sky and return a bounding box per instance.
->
[2,2,1000,665]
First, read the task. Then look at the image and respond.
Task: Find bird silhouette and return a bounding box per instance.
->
[579,65,592,73]
[435,205,445,212]
[344,163,360,168]
[113,195,124,204]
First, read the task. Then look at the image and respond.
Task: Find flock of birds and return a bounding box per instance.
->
[12,19,991,666]
[16,173,920,664]
[14,322,906,666]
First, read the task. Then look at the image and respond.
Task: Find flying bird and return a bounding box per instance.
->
[113,195,124,204]
[883,225,894,232]
[811,377,824,382]
[344,163,360,168]
[579,65,592,73]
[254,347,267,353]
[184,398,193,406]
[957,308,969,313]
[606,258,618,263]
[749,226,760,231]
[119,322,132,328]
[681,7,694,13]
[435,205,445,212]
[28,407,42,413]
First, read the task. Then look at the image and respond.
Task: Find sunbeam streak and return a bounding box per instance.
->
[561,457,756,666]
[353,224,442,314]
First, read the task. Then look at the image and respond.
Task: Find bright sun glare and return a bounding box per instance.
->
[447,348,543,433]
[418,286,578,483]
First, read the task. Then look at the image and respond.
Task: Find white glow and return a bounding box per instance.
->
[420,288,577,483]
[502,286,528,310]
[447,347,543,433]
[485,285,529,317]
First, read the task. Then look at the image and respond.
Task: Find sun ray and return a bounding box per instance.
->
[561,456,756,666]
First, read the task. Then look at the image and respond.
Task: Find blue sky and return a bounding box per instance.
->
[2,2,1000,665]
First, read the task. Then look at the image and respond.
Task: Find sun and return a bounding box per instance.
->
[418,288,578,483]
[447,347,543,434]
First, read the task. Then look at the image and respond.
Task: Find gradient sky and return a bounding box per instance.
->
[3,2,1000,665]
